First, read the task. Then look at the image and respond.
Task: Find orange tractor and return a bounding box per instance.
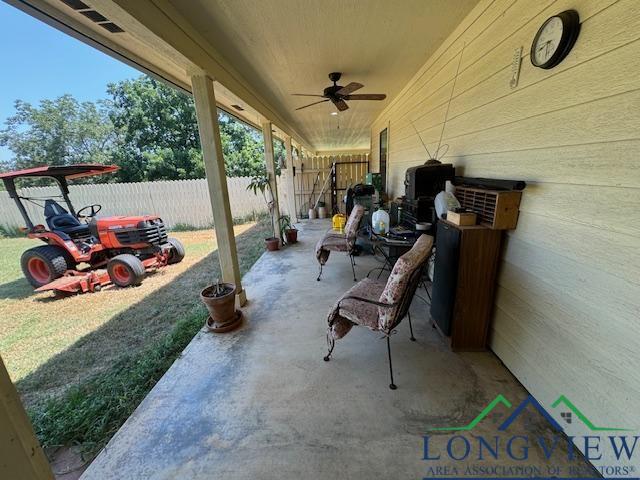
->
[1,164,184,294]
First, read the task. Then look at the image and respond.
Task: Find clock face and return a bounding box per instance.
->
[530,10,580,69]
[533,17,563,65]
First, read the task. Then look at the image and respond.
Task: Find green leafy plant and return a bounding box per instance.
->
[247,168,276,239]
[278,214,297,244]
[371,173,384,195]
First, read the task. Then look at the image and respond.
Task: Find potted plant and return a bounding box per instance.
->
[247,169,279,251]
[200,279,241,332]
[279,215,298,244]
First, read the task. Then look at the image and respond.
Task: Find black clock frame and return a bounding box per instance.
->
[530,10,581,70]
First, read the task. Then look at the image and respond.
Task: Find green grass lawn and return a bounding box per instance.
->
[0,218,271,456]
[0,236,38,295]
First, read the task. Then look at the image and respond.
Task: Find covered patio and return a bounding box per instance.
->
[81,221,593,479]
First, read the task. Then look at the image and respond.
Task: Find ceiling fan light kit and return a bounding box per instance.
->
[293,72,387,112]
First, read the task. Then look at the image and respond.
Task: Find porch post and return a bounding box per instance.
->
[282,136,298,222]
[261,121,281,241]
[191,74,246,306]
[0,356,54,480]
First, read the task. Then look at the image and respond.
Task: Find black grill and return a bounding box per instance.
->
[114,219,167,246]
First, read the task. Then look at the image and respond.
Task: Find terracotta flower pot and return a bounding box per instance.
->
[201,283,240,332]
[265,237,280,251]
[285,228,298,244]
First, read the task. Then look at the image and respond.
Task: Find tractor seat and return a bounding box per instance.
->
[44,200,90,236]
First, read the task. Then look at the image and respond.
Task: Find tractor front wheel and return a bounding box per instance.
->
[107,254,145,288]
[21,245,69,288]
[167,237,185,264]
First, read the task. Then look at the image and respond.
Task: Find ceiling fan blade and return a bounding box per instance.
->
[295,99,330,110]
[331,98,349,112]
[343,94,387,101]
[291,93,326,97]
[336,82,363,96]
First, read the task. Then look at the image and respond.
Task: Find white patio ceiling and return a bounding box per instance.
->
[165,0,479,151]
[11,0,478,152]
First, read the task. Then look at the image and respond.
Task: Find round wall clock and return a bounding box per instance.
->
[530,10,580,69]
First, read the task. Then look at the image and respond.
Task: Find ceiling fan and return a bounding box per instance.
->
[293,72,386,112]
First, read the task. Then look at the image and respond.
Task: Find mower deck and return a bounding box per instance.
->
[35,269,110,294]
[35,256,167,294]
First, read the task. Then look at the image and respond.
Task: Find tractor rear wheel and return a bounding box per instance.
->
[167,237,185,264]
[107,254,145,288]
[21,245,69,288]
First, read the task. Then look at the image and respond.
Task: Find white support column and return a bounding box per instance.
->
[261,121,281,241]
[0,356,54,480]
[282,135,298,222]
[191,74,246,306]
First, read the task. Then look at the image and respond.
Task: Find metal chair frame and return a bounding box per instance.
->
[316,230,359,282]
[324,258,429,390]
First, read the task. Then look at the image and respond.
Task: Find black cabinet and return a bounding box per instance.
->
[430,223,460,336]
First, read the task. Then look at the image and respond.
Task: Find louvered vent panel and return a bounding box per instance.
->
[454,186,522,230]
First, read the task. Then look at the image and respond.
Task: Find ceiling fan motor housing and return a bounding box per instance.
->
[324,85,343,98]
[325,72,344,98]
[328,72,342,83]
[293,71,386,111]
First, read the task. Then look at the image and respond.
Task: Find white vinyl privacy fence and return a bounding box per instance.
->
[0,177,281,230]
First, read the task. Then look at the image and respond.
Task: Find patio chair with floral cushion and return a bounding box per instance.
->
[315,204,365,282]
[323,233,434,389]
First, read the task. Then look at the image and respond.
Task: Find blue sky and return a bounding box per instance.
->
[0,2,139,162]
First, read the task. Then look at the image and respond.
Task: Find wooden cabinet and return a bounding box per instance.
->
[430,220,502,351]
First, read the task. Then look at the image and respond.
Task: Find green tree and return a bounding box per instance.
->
[106,76,202,182]
[0,95,116,183]
[218,111,279,177]
[107,76,277,180]
[1,75,282,183]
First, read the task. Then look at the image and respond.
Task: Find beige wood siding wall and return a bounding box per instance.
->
[371,0,640,459]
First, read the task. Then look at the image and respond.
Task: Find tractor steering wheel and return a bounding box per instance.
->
[77,204,102,220]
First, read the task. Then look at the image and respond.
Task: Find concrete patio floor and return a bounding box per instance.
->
[82,220,596,479]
